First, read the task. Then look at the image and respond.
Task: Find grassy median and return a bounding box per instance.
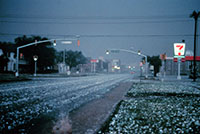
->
[98,82,200,134]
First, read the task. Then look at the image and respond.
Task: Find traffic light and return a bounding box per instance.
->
[77,39,80,47]
[20,53,23,59]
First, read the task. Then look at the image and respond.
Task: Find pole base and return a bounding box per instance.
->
[33,74,37,77]
[177,76,181,80]
[15,72,19,77]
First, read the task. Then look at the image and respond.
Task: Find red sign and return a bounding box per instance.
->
[173,58,185,62]
[185,56,200,61]
[90,59,99,63]
[174,43,185,58]
[174,56,200,62]
[160,54,167,60]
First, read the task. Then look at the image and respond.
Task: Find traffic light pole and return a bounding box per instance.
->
[34,60,37,76]
[193,15,197,82]
[190,10,200,82]
[15,48,19,77]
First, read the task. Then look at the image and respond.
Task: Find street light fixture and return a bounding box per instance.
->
[106,50,110,55]
[61,41,73,44]
[53,40,56,46]
[138,50,141,55]
[33,55,38,77]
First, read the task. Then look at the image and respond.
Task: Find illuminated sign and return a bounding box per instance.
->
[90,59,99,63]
[174,43,186,58]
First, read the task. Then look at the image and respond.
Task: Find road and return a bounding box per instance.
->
[0,74,132,134]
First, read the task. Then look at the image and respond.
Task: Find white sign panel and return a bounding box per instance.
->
[174,43,186,58]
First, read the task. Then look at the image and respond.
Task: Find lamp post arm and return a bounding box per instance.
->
[139,53,147,58]
[109,48,147,59]
[18,39,55,49]
[17,38,78,49]
[109,48,139,55]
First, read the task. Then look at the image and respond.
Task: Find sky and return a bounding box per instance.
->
[0,0,200,67]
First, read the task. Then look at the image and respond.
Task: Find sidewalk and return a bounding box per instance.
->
[68,81,133,134]
[0,73,31,83]
[0,73,94,83]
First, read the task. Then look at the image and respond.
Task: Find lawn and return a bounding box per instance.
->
[99,82,200,134]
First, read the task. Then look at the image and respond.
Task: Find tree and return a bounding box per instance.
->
[147,56,161,77]
[0,41,15,53]
[0,42,15,72]
[0,54,9,72]
[62,50,87,70]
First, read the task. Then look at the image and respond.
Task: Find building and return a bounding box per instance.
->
[165,56,200,76]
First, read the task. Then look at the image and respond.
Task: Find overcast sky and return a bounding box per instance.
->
[0,0,200,66]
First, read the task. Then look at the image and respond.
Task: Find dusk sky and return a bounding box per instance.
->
[0,0,200,67]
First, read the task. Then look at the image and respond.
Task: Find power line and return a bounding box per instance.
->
[0,19,193,25]
[0,32,196,38]
[0,14,190,20]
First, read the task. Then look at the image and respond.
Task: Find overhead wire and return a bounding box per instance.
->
[0,14,190,20]
[0,19,193,25]
[0,32,197,38]
[0,14,198,39]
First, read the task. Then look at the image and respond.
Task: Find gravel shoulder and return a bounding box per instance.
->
[69,81,133,134]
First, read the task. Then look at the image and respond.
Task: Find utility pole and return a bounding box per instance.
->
[190,10,200,82]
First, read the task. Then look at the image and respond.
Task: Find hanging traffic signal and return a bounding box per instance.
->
[77,39,80,47]
[20,53,23,59]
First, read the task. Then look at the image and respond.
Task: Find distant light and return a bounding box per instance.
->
[114,66,120,70]
[33,55,38,61]
[53,40,56,46]
[106,50,110,55]
[61,41,72,44]
[138,50,141,55]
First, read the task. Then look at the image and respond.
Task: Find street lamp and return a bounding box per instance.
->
[106,50,110,55]
[138,50,141,55]
[33,55,38,76]
[53,40,56,46]
[61,41,72,44]
[61,41,73,64]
